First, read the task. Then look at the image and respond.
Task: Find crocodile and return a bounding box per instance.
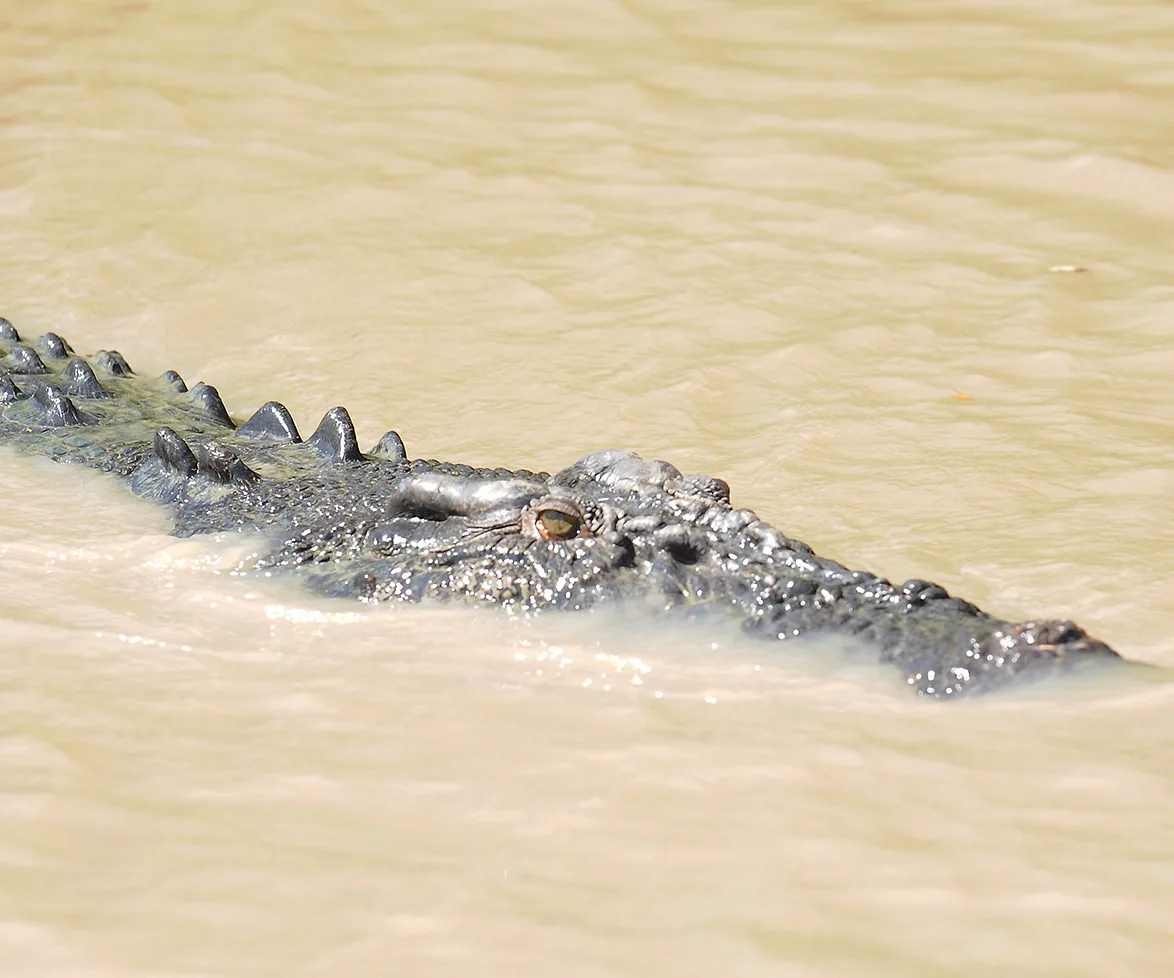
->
[0,315,1124,697]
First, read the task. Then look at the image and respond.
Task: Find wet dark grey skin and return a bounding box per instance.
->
[0,316,1123,698]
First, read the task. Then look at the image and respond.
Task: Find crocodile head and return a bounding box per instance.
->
[291,448,1119,696]
[299,448,799,614]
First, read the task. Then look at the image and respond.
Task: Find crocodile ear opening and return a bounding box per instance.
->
[386,501,453,522]
[384,483,474,522]
[383,473,550,524]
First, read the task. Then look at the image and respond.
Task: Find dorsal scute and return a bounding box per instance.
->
[36,332,73,360]
[160,370,188,393]
[95,350,133,377]
[0,374,24,404]
[153,426,198,477]
[187,382,235,428]
[63,358,112,399]
[31,385,87,426]
[194,440,261,486]
[6,345,49,375]
[370,429,406,461]
[306,406,364,464]
[238,400,301,443]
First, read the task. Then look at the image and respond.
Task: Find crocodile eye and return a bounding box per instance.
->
[536,509,581,541]
[521,497,592,542]
[521,497,591,542]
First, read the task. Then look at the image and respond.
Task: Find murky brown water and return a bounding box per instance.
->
[2,2,1173,975]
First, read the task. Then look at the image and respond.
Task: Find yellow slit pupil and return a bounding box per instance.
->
[538,511,579,539]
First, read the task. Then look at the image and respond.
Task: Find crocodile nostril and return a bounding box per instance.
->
[666,540,702,565]
[601,531,636,568]
[1029,619,1084,646]
[653,525,706,565]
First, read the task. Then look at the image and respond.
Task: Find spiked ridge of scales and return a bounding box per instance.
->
[0,315,1128,698]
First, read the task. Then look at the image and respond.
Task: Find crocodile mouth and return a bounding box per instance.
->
[985,619,1118,663]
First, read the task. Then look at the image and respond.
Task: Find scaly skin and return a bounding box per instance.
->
[0,316,1123,697]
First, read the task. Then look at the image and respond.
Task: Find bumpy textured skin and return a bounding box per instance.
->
[0,317,1123,697]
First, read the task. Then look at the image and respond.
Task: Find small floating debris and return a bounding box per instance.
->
[952,390,973,401]
[1048,264,1090,274]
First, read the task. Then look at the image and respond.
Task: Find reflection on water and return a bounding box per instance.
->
[1,1,1172,975]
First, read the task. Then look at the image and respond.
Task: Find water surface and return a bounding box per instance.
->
[1,2,1172,975]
